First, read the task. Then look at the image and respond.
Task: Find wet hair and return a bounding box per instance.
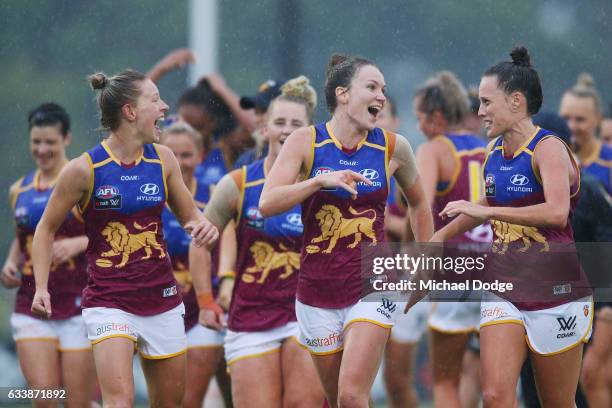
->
[324,53,377,113]
[160,121,203,151]
[564,73,602,115]
[28,102,71,137]
[483,45,543,116]
[88,69,147,131]
[414,71,470,125]
[269,75,318,123]
[178,78,237,137]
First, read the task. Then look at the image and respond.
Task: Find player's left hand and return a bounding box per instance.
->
[439,200,490,222]
[185,218,219,248]
[52,237,82,265]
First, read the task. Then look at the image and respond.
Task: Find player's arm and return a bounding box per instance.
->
[147,48,196,83]
[31,156,90,318]
[207,74,257,134]
[191,171,241,330]
[392,135,434,242]
[260,127,371,216]
[2,181,24,289]
[158,144,219,247]
[216,221,237,311]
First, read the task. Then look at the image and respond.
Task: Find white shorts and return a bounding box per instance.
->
[224,321,298,366]
[429,301,480,333]
[296,297,405,355]
[480,292,593,355]
[187,323,226,348]
[10,313,90,351]
[82,303,187,359]
[391,300,431,344]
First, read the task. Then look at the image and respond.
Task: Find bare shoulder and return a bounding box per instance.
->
[534,136,567,159]
[153,143,177,164]
[59,155,92,190]
[285,126,314,151]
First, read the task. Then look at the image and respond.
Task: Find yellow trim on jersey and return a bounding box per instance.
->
[304,126,316,179]
[428,324,478,334]
[313,138,335,148]
[70,207,84,223]
[139,348,187,360]
[479,319,524,328]
[503,126,540,159]
[382,129,391,195]
[344,318,393,330]
[580,141,601,168]
[101,140,144,166]
[152,143,169,202]
[530,135,581,198]
[80,153,95,212]
[458,147,487,157]
[326,122,379,152]
[435,135,461,196]
[226,347,281,366]
[244,178,265,188]
[235,166,246,224]
[482,137,501,181]
[594,158,612,168]
[92,157,113,169]
[10,176,26,210]
[468,160,482,203]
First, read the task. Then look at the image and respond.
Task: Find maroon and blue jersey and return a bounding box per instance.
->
[433,134,492,243]
[230,159,303,332]
[194,147,228,187]
[81,141,180,316]
[162,178,218,331]
[581,142,612,195]
[299,123,393,308]
[484,127,591,310]
[13,171,87,319]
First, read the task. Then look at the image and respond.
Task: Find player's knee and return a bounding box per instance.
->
[482,384,514,408]
[102,397,133,408]
[580,356,602,390]
[337,386,368,408]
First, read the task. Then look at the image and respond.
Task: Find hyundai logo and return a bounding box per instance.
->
[359,168,379,180]
[140,183,160,195]
[510,174,529,186]
[286,213,302,226]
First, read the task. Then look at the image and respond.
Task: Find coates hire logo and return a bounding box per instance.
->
[359,168,382,187]
[96,185,119,199]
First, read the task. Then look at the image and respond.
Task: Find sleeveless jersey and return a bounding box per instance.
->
[162,177,220,331]
[433,134,492,243]
[299,123,392,308]
[230,159,303,332]
[81,141,180,316]
[581,142,612,195]
[194,147,228,187]
[13,171,87,319]
[484,127,591,310]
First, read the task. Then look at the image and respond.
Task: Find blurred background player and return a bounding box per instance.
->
[30,70,218,407]
[560,73,612,194]
[260,54,433,408]
[600,103,612,145]
[198,76,325,408]
[160,121,236,408]
[412,71,490,408]
[376,95,430,408]
[2,102,96,408]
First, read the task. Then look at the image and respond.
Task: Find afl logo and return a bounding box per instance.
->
[247,207,263,220]
[286,213,302,226]
[96,185,119,199]
[359,168,379,180]
[314,166,334,176]
[510,174,529,186]
[140,183,160,196]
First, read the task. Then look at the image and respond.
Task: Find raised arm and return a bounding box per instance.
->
[158,144,219,247]
[147,48,196,83]
[207,74,257,134]
[391,135,434,242]
[2,182,24,289]
[31,156,90,317]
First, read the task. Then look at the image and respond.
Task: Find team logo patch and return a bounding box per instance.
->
[485,174,496,197]
[314,167,337,191]
[286,213,302,226]
[556,315,576,339]
[583,305,589,317]
[162,285,178,298]
[358,168,382,187]
[94,185,122,210]
[376,298,396,319]
[246,206,264,229]
[510,174,529,186]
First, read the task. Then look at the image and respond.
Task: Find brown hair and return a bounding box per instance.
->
[324,53,376,113]
[414,71,470,126]
[88,69,147,131]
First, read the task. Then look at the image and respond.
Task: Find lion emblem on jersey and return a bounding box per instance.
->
[243,241,300,284]
[306,205,377,254]
[492,220,549,255]
[96,221,165,268]
[22,234,75,276]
